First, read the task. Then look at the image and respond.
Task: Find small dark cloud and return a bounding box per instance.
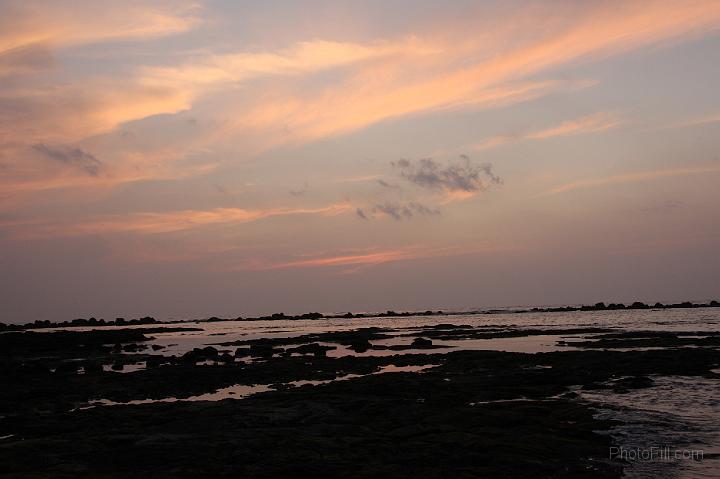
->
[407,202,441,216]
[638,200,684,214]
[392,155,502,192]
[356,208,368,220]
[32,143,102,176]
[372,202,440,221]
[290,181,309,196]
[377,179,400,189]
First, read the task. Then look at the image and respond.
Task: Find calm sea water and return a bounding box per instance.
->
[114,307,720,356]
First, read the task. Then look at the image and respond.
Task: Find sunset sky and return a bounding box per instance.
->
[1,0,720,322]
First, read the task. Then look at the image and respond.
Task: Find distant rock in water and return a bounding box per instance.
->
[348,339,372,353]
[411,337,433,347]
[288,343,336,357]
[2,299,720,334]
[181,346,220,363]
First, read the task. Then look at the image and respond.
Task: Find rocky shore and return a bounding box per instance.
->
[1,323,719,477]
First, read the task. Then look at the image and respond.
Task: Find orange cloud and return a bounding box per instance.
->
[0,2,202,198]
[541,164,720,196]
[0,84,191,146]
[231,243,511,273]
[7,203,352,238]
[264,250,418,270]
[527,112,623,140]
[203,0,720,149]
[473,112,623,150]
[0,1,199,55]
[4,0,720,212]
[144,37,437,88]
[0,141,220,209]
[659,113,720,130]
[225,80,561,152]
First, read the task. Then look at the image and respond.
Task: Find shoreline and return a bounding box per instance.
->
[2,318,720,476]
[3,299,719,332]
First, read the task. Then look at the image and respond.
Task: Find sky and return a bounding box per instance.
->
[1,0,720,322]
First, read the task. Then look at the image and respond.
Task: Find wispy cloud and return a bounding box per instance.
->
[0,43,54,78]
[205,0,720,148]
[144,37,437,88]
[541,164,720,196]
[658,113,720,130]
[473,112,623,150]
[4,0,718,200]
[234,243,508,273]
[6,203,352,238]
[0,1,201,197]
[0,147,216,196]
[0,82,192,145]
[0,1,200,54]
[526,112,623,140]
[226,80,563,152]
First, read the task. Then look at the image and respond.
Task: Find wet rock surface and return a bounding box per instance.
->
[560,330,720,349]
[1,324,719,477]
[0,327,200,360]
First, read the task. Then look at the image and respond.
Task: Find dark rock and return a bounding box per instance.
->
[348,339,372,353]
[54,362,79,375]
[288,343,336,357]
[146,357,163,369]
[218,353,234,364]
[82,361,103,375]
[234,348,251,358]
[249,343,279,358]
[411,337,433,347]
[181,346,220,363]
[201,346,219,358]
[122,343,147,352]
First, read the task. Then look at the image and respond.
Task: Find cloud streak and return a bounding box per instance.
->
[541,164,720,196]
[204,0,720,149]
[473,112,623,150]
[0,1,199,54]
[7,203,352,238]
[235,243,508,273]
[144,37,437,88]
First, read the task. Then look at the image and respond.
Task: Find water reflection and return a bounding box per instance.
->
[81,363,440,409]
